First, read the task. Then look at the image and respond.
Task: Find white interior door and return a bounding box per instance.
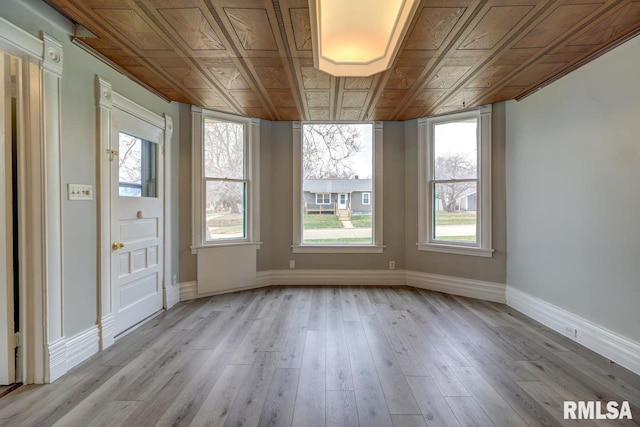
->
[0,52,15,385]
[111,107,164,336]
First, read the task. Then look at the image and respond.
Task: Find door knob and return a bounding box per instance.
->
[112,242,125,250]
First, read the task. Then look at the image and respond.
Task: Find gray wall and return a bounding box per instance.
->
[404,104,507,283]
[506,36,640,343]
[1,1,181,337]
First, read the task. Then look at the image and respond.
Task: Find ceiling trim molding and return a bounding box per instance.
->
[71,37,171,103]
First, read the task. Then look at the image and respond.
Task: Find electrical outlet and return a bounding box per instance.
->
[564,325,578,338]
[289,260,295,269]
[68,183,93,201]
[389,260,395,270]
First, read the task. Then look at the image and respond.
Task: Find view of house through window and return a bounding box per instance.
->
[432,118,478,243]
[302,123,373,245]
[203,118,247,241]
[118,132,157,198]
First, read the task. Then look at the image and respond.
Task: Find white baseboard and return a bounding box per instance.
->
[179,281,198,301]
[47,325,101,383]
[48,338,67,383]
[165,283,180,309]
[264,269,407,286]
[66,326,100,372]
[99,313,115,350]
[407,271,506,303]
[507,286,640,376]
[182,270,505,304]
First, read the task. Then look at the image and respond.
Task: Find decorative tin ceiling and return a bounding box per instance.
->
[48,0,640,121]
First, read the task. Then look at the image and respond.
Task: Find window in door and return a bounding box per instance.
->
[118,132,157,198]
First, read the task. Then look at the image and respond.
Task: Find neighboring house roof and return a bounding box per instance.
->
[303,179,372,193]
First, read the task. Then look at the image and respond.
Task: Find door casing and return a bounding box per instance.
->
[96,76,176,350]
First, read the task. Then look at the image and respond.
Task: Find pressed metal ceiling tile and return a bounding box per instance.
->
[48,0,640,120]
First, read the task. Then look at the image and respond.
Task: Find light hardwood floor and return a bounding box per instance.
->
[1,286,639,426]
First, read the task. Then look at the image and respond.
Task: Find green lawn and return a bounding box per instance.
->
[350,215,372,228]
[207,212,244,234]
[304,214,343,229]
[434,211,476,225]
[304,237,373,244]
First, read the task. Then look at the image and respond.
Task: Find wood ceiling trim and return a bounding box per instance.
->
[451,1,610,107]
[71,36,171,102]
[386,0,489,120]
[67,0,246,115]
[515,2,640,100]
[458,0,638,109]
[47,0,640,121]
[272,0,309,118]
[412,0,549,117]
[66,0,226,110]
[197,0,281,119]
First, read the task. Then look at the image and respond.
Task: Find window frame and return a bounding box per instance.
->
[292,121,384,253]
[417,106,494,257]
[315,192,331,205]
[191,107,260,253]
[362,192,371,205]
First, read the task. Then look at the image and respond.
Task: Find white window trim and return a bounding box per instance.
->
[292,121,383,254]
[315,192,331,205]
[362,192,371,205]
[417,105,494,257]
[191,107,260,254]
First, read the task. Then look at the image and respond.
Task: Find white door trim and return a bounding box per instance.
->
[96,76,173,350]
[0,17,64,384]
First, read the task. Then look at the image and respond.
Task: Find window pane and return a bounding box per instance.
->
[204,119,244,179]
[434,119,478,180]
[302,123,373,245]
[205,180,246,241]
[118,132,157,198]
[433,181,477,243]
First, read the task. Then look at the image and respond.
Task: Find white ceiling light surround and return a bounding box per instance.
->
[308,0,420,77]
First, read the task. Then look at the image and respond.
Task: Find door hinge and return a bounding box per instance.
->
[107,149,119,161]
[14,332,21,349]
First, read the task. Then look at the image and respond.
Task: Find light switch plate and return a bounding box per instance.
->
[68,184,93,201]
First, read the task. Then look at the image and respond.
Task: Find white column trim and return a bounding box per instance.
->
[373,121,384,246]
[250,118,261,243]
[96,76,115,350]
[163,114,178,309]
[190,106,203,253]
[41,33,65,383]
[292,121,302,246]
[0,17,67,384]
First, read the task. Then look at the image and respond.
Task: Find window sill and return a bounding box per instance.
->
[292,245,385,254]
[417,243,494,258]
[191,242,262,254]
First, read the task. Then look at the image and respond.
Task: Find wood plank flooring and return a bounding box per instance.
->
[1,286,639,426]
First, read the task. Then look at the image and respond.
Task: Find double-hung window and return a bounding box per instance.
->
[293,122,383,253]
[191,108,260,251]
[418,105,493,257]
[316,193,331,205]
